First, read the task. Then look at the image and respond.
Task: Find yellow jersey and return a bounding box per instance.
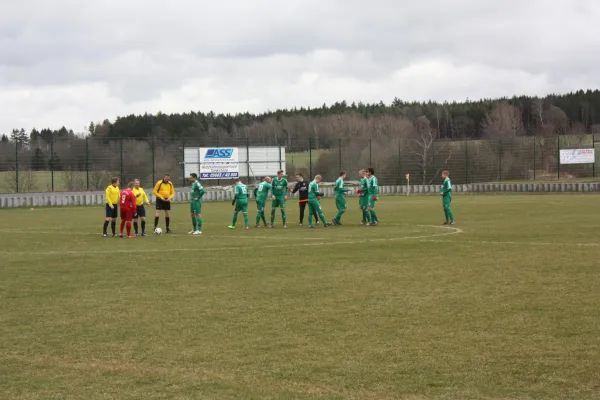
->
[153,180,175,200]
[132,187,149,206]
[105,184,120,207]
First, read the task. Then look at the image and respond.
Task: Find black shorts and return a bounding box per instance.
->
[105,204,118,219]
[156,199,171,211]
[135,205,146,218]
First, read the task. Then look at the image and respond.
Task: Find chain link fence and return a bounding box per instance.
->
[0,134,599,193]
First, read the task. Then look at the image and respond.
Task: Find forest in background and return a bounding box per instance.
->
[1,89,600,192]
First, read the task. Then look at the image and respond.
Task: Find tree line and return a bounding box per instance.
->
[1,89,600,191]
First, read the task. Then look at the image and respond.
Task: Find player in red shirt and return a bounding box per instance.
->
[119,182,138,238]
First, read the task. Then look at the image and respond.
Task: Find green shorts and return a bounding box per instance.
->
[235,201,248,213]
[256,200,266,212]
[190,200,202,214]
[443,195,452,209]
[359,195,368,210]
[336,198,347,211]
[271,196,286,208]
[367,195,376,209]
[308,199,322,213]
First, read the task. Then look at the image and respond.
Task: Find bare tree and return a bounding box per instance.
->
[482,102,525,138]
[408,115,439,184]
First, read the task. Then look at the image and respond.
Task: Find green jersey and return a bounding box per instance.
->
[360,177,369,195]
[334,177,349,199]
[271,177,288,197]
[441,177,452,196]
[254,181,272,201]
[234,183,249,202]
[191,181,205,201]
[367,176,379,195]
[308,180,322,201]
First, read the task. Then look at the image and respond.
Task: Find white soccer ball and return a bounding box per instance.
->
[154,227,162,235]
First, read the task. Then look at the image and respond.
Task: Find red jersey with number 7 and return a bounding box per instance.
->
[120,189,137,213]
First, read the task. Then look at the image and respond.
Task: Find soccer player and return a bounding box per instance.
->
[441,170,455,225]
[132,179,150,236]
[366,167,380,225]
[356,169,370,225]
[270,170,288,228]
[229,178,250,230]
[292,173,319,225]
[332,171,349,225]
[153,174,175,233]
[189,173,205,235]
[307,175,330,228]
[119,182,137,238]
[102,177,120,237]
[253,177,272,227]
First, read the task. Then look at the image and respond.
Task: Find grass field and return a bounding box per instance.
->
[1,194,600,399]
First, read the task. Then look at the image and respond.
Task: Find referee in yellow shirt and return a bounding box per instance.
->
[153,174,175,233]
[132,179,150,236]
[103,177,120,237]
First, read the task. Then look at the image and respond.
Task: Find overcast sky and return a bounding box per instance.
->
[1,0,599,134]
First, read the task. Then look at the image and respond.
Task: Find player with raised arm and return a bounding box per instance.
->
[366,167,380,225]
[229,178,250,230]
[153,174,175,234]
[332,171,349,226]
[132,179,150,236]
[440,170,455,225]
[189,173,205,235]
[119,182,137,238]
[253,177,272,228]
[270,170,288,228]
[307,175,330,228]
[103,177,120,237]
[356,170,370,225]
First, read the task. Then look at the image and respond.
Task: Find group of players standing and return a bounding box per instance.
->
[101,168,382,237]
[226,168,380,230]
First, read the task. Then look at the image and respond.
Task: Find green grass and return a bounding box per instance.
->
[1,195,600,399]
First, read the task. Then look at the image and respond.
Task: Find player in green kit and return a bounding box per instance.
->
[189,173,205,235]
[253,177,272,227]
[366,167,379,226]
[440,170,455,224]
[270,170,288,228]
[332,171,349,225]
[357,169,370,225]
[307,175,330,228]
[229,178,250,230]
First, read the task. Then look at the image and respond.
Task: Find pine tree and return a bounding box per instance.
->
[31,148,45,170]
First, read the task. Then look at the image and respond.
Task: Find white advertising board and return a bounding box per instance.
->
[184,147,285,179]
[559,149,595,164]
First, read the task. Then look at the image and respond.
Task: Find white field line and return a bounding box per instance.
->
[1,225,463,257]
[418,239,600,247]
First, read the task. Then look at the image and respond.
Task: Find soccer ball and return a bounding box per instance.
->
[154,227,162,235]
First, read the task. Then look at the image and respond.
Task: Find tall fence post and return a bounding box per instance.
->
[338,139,342,172]
[498,142,502,182]
[432,141,436,183]
[15,141,19,193]
[464,140,469,184]
[533,137,536,181]
[151,133,155,185]
[593,135,596,178]
[398,140,402,186]
[181,138,186,186]
[309,137,313,179]
[246,137,251,184]
[119,135,124,186]
[50,136,55,191]
[557,136,560,179]
[85,137,90,190]
[278,138,283,172]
